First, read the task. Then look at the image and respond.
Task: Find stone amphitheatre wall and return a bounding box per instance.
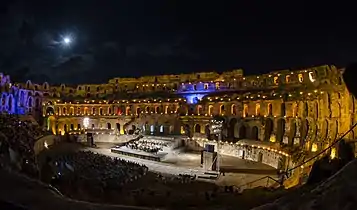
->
[1,64,352,169]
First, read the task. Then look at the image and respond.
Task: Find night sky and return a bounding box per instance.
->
[0,1,355,84]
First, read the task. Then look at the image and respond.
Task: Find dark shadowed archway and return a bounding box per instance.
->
[300,119,309,146]
[229,118,237,138]
[194,124,201,133]
[276,119,286,143]
[264,118,274,142]
[205,124,211,139]
[239,125,247,139]
[288,121,297,146]
[251,126,259,140]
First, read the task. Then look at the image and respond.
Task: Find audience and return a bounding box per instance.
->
[50,151,148,197]
[0,113,44,176]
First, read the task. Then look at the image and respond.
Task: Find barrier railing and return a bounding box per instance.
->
[234,175,281,192]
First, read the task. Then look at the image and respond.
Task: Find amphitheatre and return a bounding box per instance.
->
[0,64,356,209]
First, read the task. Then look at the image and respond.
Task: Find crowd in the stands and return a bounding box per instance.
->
[0,113,44,176]
[47,151,148,197]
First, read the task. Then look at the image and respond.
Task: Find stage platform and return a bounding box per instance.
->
[111,147,167,162]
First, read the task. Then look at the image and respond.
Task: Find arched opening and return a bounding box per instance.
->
[150,125,155,134]
[293,103,298,117]
[145,106,149,113]
[231,104,236,115]
[208,105,214,115]
[300,119,309,146]
[220,105,225,115]
[8,96,13,112]
[229,118,237,139]
[281,103,286,117]
[251,126,259,140]
[70,107,74,115]
[239,125,247,139]
[288,122,297,146]
[205,124,210,139]
[322,120,329,141]
[264,118,274,141]
[267,103,273,116]
[258,152,263,162]
[116,123,120,132]
[155,106,160,113]
[160,125,164,133]
[255,103,261,116]
[136,107,141,115]
[107,123,111,130]
[46,107,55,115]
[304,102,309,117]
[64,124,68,132]
[194,124,201,133]
[108,107,112,115]
[70,124,74,130]
[78,124,81,130]
[92,107,96,114]
[28,97,33,107]
[126,106,131,115]
[276,119,286,143]
[196,105,202,115]
[99,108,103,115]
[63,107,67,115]
[35,98,40,108]
[243,104,248,117]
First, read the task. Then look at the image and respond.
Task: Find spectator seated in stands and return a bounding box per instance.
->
[0,113,45,177]
[50,151,148,196]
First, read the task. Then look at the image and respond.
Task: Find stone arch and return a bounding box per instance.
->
[28,96,33,107]
[46,106,55,115]
[220,104,225,114]
[300,119,309,146]
[205,124,210,139]
[264,118,274,141]
[255,103,261,116]
[239,125,247,139]
[35,98,40,108]
[107,123,111,129]
[228,118,238,139]
[231,104,236,115]
[288,121,297,146]
[26,80,32,89]
[276,119,286,143]
[208,105,214,115]
[243,104,249,117]
[267,103,273,116]
[281,103,286,117]
[321,120,329,141]
[303,102,309,117]
[251,126,259,140]
[7,94,13,112]
[194,124,201,133]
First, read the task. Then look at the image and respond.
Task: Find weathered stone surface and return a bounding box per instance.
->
[253,159,357,210]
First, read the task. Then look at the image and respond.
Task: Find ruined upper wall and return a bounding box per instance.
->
[8,65,344,100]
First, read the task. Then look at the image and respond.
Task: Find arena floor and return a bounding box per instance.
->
[88,142,278,187]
